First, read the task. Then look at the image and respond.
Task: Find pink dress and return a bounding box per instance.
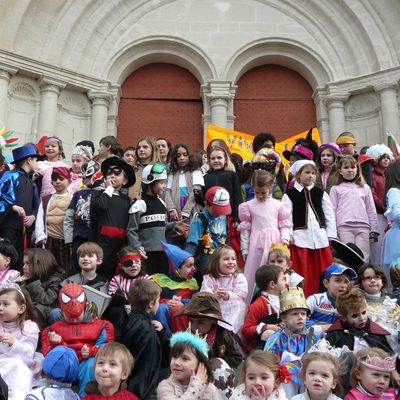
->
[201,273,248,334]
[0,319,43,399]
[238,197,291,303]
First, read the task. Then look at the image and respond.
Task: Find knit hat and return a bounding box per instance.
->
[175,292,231,325]
[43,346,79,383]
[0,238,18,269]
[51,166,71,181]
[71,144,93,161]
[161,241,193,271]
[366,144,394,161]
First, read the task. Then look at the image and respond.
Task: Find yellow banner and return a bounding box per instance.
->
[206,125,321,172]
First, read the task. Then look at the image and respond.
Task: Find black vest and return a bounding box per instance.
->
[139,194,166,230]
[286,186,326,230]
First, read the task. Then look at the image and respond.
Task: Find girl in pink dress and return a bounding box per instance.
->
[200,245,247,334]
[0,286,43,399]
[238,170,291,303]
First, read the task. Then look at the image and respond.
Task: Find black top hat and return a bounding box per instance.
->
[101,156,136,188]
[11,144,40,164]
[0,238,18,269]
[331,238,365,270]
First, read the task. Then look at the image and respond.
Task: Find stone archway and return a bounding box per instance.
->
[117,62,203,150]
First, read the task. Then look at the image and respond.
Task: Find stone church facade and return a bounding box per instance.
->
[0,0,399,155]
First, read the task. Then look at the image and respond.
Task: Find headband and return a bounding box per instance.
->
[170,331,209,357]
[1,283,26,301]
[336,136,356,145]
[119,254,143,264]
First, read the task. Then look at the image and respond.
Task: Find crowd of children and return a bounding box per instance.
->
[0,131,399,400]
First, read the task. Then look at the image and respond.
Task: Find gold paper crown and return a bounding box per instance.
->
[279,287,310,315]
[270,243,290,257]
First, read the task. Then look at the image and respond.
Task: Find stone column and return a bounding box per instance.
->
[374,81,400,136]
[202,80,235,129]
[312,88,329,141]
[38,77,66,135]
[0,66,18,124]
[324,90,350,137]
[88,91,112,146]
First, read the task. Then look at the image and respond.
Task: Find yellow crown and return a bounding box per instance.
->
[271,243,290,257]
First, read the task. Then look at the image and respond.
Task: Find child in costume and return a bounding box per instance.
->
[122,279,169,400]
[307,263,357,330]
[35,166,73,273]
[165,143,204,224]
[64,159,104,275]
[84,342,139,399]
[292,340,343,400]
[174,292,244,399]
[265,287,322,397]
[282,160,336,296]
[152,242,198,336]
[90,156,135,279]
[68,143,92,194]
[330,155,378,263]
[17,248,64,328]
[0,238,19,288]
[128,163,186,275]
[325,287,398,372]
[242,264,286,351]
[185,186,231,278]
[36,136,69,198]
[26,345,80,400]
[315,142,341,194]
[105,246,151,340]
[231,350,291,400]
[42,283,115,396]
[0,144,40,268]
[157,331,218,400]
[365,144,393,265]
[382,159,400,283]
[0,286,43,400]
[345,348,397,400]
[201,245,247,334]
[238,169,291,303]
[267,244,304,289]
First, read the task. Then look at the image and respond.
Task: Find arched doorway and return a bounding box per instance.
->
[117,63,203,151]
[235,65,316,140]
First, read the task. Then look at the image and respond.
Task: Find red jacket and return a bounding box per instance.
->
[83,389,139,399]
[242,295,278,351]
[371,168,386,214]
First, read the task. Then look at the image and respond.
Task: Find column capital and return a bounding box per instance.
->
[201,80,236,101]
[373,80,398,93]
[39,76,66,95]
[312,87,327,105]
[87,90,112,106]
[324,90,351,108]
[0,65,18,82]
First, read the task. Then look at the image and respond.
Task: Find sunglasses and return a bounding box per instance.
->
[106,167,123,177]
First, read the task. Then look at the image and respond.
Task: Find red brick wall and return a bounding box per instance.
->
[117,63,203,151]
[235,65,316,141]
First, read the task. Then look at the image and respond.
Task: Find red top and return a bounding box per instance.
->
[83,389,140,399]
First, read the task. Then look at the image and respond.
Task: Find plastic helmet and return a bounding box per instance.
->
[142,163,168,184]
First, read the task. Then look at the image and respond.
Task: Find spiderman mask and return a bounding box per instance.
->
[60,283,87,320]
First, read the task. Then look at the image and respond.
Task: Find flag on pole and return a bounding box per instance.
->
[387,133,400,158]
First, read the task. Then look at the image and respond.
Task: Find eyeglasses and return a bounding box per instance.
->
[106,167,123,177]
[361,275,383,282]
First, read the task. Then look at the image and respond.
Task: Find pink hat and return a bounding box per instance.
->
[205,186,231,217]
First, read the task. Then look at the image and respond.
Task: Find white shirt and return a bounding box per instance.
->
[282,181,337,249]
